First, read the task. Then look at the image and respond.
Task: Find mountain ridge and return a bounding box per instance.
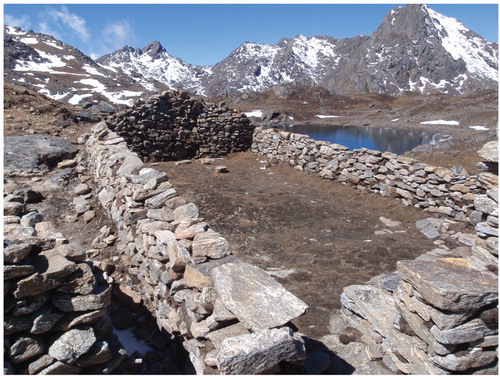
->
[4,4,498,107]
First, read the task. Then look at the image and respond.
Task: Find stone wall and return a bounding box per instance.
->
[105,90,254,162]
[336,183,498,374]
[251,127,498,374]
[85,121,308,374]
[252,127,498,224]
[4,220,125,374]
[339,249,498,374]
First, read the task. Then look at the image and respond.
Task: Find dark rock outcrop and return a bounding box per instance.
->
[4,135,78,175]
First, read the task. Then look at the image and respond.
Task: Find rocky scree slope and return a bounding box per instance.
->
[4,4,498,106]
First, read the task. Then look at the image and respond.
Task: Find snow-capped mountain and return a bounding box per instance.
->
[4,26,168,108]
[202,4,498,96]
[4,4,498,107]
[203,35,346,96]
[96,41,211,95]
[331,4,499,95]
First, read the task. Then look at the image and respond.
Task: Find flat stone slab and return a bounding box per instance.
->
[48,327,96,364]
[184,255,239,290]
[397,258,498,312]
[4,135,78,174]
[211,262,308,330]
[415,218,445,240]
[52,285,112,312]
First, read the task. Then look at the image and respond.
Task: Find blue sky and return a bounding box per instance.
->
[3,2,499,66]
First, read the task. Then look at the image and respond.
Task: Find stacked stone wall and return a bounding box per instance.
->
[4,229,124,374]
[252,127,498,225]
[85,121,308,374]
[105,90,254,162]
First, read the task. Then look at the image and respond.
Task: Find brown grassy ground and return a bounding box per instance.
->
[154,153,473,338]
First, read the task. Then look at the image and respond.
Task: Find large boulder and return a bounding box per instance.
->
[478,141,498,163]
[4,135,78,174]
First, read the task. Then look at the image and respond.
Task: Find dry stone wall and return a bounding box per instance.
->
[251,127,498,374]
[105,90,254,162]
[85,121,308,374]
[252,127,497,224]
[4,223,125,374]
[337,186,498,374]
[340,255,498,374]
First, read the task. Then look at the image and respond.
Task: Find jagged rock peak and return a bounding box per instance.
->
[141,41,167,57]
[377,4,432,38]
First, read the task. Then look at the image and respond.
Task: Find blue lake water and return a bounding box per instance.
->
[287,124,449,155]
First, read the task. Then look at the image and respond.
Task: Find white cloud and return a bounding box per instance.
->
[44,5,90,42]
[4,14,32,30]
[101,20,136,52]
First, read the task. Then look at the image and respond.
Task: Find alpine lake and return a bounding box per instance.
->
[286,124,450,155]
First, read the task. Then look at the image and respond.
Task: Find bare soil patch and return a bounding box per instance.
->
[152,152,470,339]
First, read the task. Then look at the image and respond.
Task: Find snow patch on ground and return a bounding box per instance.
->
[68,93,93,105]
[469,125,489,131]
[244,110,263,117]
[78,78,138,105]
[20,37,38,45]
[83,65,107,77]
[6,26,27,35]
[113,328,153,356]
[44,41,63,50]
[420,120,459,126]
[15,49,67,73]
[100,64,118,73]
[316,115,341,119]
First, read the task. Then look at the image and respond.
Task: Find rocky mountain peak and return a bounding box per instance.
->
[141,41,167,58]
[376,4,431,40]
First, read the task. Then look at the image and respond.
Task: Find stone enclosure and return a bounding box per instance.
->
[105,91,254,162]
[4,90,498,374]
